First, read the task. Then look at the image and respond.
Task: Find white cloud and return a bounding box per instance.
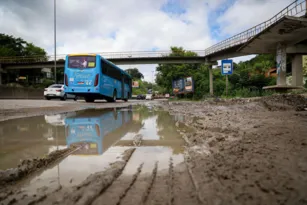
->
[0,0,291,81]
[217,0,293,36]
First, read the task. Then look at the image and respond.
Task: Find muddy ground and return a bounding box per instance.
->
[1,94,307,205]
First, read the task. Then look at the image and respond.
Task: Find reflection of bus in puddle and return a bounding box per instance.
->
[64,109,132,155]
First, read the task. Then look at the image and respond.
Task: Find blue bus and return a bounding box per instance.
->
[64,54,132,103]
[65,109,133,155]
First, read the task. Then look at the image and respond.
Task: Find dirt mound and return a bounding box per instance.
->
[262,94,307,111]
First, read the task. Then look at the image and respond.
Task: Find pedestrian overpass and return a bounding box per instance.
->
[0,0,307,90]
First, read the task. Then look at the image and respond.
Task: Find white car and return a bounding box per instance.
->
[44,84,77,101]
[145,94,153,100]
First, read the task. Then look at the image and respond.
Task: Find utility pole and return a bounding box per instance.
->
[209,66,213,96]
[226,75,228,97]
[152,71,154,94]
[54,0,57,84]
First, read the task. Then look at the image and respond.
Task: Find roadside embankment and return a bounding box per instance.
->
[159,94,307,204]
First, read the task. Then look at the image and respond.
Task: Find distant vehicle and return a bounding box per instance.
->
[165,93,170,98]
[137,94,145,100]
[44,84,77,101]
[64,54,132,103]
[146,94,153,100]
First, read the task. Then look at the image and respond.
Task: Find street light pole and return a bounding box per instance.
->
[54,0,57,84]
[152,71,154,94]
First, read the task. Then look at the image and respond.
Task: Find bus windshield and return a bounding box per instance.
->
[68,56,96,68]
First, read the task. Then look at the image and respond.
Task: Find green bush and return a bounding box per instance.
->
[41,79,54,88]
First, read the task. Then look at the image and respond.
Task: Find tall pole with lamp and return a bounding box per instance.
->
[54,0,57,84]
[152,71,154,95]
[54,0,60,187]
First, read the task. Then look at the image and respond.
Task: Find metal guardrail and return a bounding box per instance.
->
[0,50,207,64]
[0,0,306,64]
[204,0,307,55]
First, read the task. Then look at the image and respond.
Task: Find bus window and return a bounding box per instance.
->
[102,61,121,81]
[124,76,129,84]
[68,56,96,68]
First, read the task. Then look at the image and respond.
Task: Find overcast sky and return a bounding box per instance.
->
[0,0,293,82]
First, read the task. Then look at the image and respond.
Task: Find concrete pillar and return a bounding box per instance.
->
[209,66,213,96]
[292,55,303,86]
[276,43,287,86]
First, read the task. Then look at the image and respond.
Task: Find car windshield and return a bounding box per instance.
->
[49,85,62,88]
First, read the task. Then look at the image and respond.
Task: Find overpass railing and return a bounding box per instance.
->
[0,50,207,64]
[204,0,307,55]
[0,0,306,64]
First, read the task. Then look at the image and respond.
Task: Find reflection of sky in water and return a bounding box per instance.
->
[121,116,160,140]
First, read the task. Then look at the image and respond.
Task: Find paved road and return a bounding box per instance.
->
[0,99,141,110]
[0,99,159,122]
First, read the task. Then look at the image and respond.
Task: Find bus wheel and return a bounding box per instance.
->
[112,90,117,102]
[85,97,94,103]
[61,94,67,101]
[124,93,129,102]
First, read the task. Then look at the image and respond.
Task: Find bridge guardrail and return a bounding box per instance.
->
[204,0,307,55]
[0,0,306,64]
[0,50,207,64]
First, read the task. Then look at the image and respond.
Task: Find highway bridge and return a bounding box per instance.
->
[0,0,307,91]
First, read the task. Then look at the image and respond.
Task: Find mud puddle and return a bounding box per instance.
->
[0,105,186,198]
[0,115,71,170]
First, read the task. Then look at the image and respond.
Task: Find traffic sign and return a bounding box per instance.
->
[221,59,233,75]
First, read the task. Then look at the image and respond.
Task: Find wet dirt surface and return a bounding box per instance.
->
[162,94,307,205]
[0,94,307,205]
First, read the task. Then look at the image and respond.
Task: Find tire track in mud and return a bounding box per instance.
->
[92,134,145,205]
[26,148,136,205]
[168,157,174,205]
[116,163,144,205]
[172,156,199,205]
[119,161,157,205]
[143,159,170,205]
[71,148,136,205]
[92,161,158,205]
[184,154,203,204]
[141,161,158,204]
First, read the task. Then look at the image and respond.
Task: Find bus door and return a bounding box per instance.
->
[121,75,125,99]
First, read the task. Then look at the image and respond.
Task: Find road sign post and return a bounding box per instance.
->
[221,59,233,97]
[226,75,228,97]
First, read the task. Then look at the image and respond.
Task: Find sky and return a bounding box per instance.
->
[0,0,294,82]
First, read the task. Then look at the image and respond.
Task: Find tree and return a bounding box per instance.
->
[125,68,144,80]
[156,47,200,95]
[0,33,48,85]
[156,47,278,99]
[0,33,46,57]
